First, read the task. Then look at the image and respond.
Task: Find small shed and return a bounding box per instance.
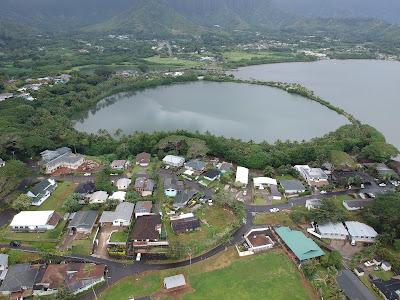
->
[164,274,186,290]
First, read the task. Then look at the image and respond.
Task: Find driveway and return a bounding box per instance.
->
[93,226,115,260]
[337,268,377,300]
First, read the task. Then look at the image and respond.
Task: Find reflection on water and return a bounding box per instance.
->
[74,81,348,142]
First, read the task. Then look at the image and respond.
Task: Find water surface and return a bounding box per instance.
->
[74,81,348,142]
[230,60,400,148]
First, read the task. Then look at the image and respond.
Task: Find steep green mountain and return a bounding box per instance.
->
[84,0,203,37]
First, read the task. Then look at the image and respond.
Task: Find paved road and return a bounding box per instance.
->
[337,268,377,300]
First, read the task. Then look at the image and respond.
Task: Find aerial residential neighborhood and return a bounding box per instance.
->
[1,1,400,299]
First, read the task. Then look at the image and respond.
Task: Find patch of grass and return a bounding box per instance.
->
[167,205,240,257]
[68,231,96,256]
[32,181,75,212]
[100,250,311,300]
[253,197,267,205]
[109,230,128,243]
[253,212,295,227]
[330,150,357,169]
[144,56,203,67]
[0,249,41,264]
[373,270,394,281]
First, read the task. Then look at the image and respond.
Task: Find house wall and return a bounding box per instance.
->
[320,232,347,240]
[165,189,177,197]
[141,191,152,197]
[11,224,54,232]
[351,235,376,243]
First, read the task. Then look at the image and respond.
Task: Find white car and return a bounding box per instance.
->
[269,208,280,213]
[320,190,327,194]
[379,183,387,187]
[83,173,91,176]
[367,193,376,199]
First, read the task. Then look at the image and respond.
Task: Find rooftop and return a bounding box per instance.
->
[280,179,306,192]
[317,222,348,236]
[345,221,378,238]
[99,202,135,223]
[275,226,324,261]
[130,215,161,241]
[134,201,153,214]
[10,210,56,227]
[0,264,38,293]
[164,274,186,289]
[68,211,98,230]
[235,166,249,185]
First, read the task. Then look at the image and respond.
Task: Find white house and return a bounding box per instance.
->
[27,179,58,206]
[316,222,348,240]
[116,178,131,190]
[164,274,186,290]
[235,166,249,186]
[109,191,126,202]
[99,202,135,227]
[40,147,84,174]
[381,261,392,272]
[305,199,322,210]
[162,155,185,168]
[253,177,277,189]
[110,160,130,170]
[345,221,378,243]
[0,254,8,281]
[10,211,61,232]
[89,191,109,204]
[294,165,329,187]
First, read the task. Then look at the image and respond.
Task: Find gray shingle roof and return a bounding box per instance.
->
[100,202,135,223]
[0,264,38,293]
[68,211,98,231]
[280,179,306,192]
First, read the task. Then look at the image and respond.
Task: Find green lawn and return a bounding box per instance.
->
[144,56,203,68]
[0,249,41,264]
[100,250,312,300]
[109,230,129,243]
[32,181,75,212]
[167,205,240,257]
[253,212,295,227]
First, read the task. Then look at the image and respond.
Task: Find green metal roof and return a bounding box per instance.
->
[275,227,324,261]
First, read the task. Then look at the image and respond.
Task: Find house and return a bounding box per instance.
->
[371,278,400,300]
[173,190,197,210]
[171,217,201,234]
[40,147,83,174]
[99,202,135,227]
[202,169,220,181]
[0,264,39,298]
[315,222,348,240]
[135,152,151,167]
[294,165,329,187]
[164,176,184,197]
[374,163,397,177]
[109,191,126,202]
[134,201,153,218]
[270,185,282,200]
[184,159,206,173]
[10,211,61,232]
[235,166,249,186]
[116,178,131,190]
[130,215,162,242]
[110,160,130,170]
[217,162,233,174]
[162,155,185,168]
[280,179,306,196]
[344,221,378,243]
[0,93,13,102]
[244,227,275,253]
[27,178,57,206]
[0,254,8,281]
[354,267,365,277]
[381,261,392,272]
[164,274,186,290]
[89,191,108,204]
[67,211,98,235]
[134,177,155,197]
[34,263,105,296]
[74,182,96,197]
[343,199,372,211]
[0,158,5,167]
[253,177,277,189]
[275,226,324,262]
[305,199,322,210]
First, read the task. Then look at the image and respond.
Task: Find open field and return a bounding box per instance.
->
[253,211,295,227]
[0,249,41,264]
[100,248,314,300]
[167,205,239,257]
[144,56,203,68]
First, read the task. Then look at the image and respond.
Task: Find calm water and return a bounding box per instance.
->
[74,81,348,142]
[230,59,400,149]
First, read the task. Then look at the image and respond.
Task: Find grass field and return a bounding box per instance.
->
[0,249,41,264]
[253,212,295,227]
[109,230,129,243]
[100,249,313,300]
[144,56,203,67]
[167,205,239,257]
[32,181,75,212]
[222,51,306,66]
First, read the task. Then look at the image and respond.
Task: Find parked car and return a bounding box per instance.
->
[379,183,387,187]
[320,190,327,194]
[83,173,91,176]
[367,193,376,199]
[269,208,280,213]
[9,241,21,248]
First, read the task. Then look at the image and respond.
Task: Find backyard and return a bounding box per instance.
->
[167,205,240,257]
[99,248,314,300]
[32,181,75,212]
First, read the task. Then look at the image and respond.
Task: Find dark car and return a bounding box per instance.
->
[9,241,21,247]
